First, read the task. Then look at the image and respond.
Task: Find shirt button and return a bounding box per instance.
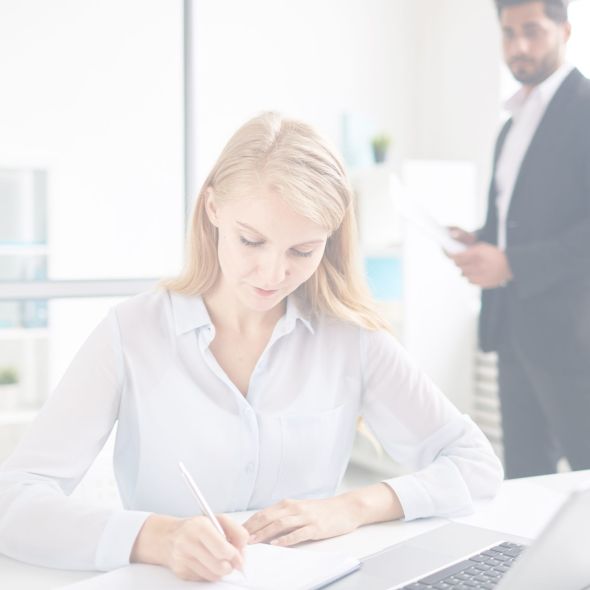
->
[246,462,255,474]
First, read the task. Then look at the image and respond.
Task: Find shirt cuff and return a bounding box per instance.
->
[95,510,152,571]
[382,474,435,521]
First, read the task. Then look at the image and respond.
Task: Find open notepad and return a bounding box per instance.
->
[63,543,360,590]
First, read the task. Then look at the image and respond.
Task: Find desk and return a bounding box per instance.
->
[2,470,589,590]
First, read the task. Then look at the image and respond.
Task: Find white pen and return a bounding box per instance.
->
[178,461,246,579]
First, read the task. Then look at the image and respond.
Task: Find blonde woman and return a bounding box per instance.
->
[0,113,503,582]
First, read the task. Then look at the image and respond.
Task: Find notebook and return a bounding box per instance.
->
[62,543,360,590]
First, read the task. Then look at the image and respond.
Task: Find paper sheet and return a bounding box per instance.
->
[62,543,359,590]
[399,196,467,254]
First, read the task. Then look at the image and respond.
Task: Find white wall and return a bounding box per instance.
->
[0,0,185,281]
[191,0,502,218]
[191,0,412,192]
[403,0,502,222]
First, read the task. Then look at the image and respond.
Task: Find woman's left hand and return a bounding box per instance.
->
[242,494,362,547]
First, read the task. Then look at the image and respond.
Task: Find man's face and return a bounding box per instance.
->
[500,1,571,86]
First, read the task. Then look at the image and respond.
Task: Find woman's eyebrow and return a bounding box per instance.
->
[236,221,325,247]
[237,221,266,238]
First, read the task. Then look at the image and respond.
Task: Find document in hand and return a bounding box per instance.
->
[62,543,360,590]
[399,195,467,254]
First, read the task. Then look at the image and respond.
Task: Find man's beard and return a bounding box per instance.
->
[509,50,561,86]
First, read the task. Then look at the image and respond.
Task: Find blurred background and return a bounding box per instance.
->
[1,0,589,500]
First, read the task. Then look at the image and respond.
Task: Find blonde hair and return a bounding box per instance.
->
[165,112,390,332]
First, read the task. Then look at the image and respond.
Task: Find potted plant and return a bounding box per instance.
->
[371,133,392,164]
[0,366,20,411]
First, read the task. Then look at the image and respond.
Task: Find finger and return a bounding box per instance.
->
[172,543,229,582]
[186,553,230,583]
[463,274,487,287]
[457,260,482,272]
[193,539,235,580]
[185,518,239,565]
[218,515,248,570]
[448,229,476,247]
[270,525,315,547]
[219,514,249,551]
[203,531,241,562]
[243,504,289,536]
[450,251,477,265]
[249,514,303,544]
[463,268,488,281]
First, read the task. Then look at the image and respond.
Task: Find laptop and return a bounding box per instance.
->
[325,483,590,590]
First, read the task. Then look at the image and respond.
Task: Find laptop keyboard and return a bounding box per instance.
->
[400,541,526,589]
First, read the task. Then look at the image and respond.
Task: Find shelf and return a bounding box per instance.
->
[0,328,49,340]
[0,244,49,256]
[0,409,39,425]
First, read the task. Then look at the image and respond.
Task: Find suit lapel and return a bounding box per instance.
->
[506,68,582,216]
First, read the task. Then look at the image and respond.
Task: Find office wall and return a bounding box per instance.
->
[191,0,502,218]
[191,0,411,192]
[403,0,502,221]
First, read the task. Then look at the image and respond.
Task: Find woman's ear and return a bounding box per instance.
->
[204,188,219,227]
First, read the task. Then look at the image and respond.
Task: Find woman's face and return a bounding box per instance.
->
[206,186,330,312]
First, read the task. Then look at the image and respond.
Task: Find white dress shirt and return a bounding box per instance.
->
[495,63,574,250]
[0,289,503,571]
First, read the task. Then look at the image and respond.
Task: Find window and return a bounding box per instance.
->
[569,0,590,77]
[0,1,186,461]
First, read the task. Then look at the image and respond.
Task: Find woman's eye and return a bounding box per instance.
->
[240,236,264,247]
[291,249,313,258]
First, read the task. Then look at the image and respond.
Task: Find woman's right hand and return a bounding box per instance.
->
[131,513,248,582]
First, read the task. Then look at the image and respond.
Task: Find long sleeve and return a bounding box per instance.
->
[0,311,151,571]
[360,329,503,521]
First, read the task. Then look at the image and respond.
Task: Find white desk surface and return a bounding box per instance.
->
[2,469,589,590]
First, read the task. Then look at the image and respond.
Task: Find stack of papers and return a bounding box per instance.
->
[63,543,360,590]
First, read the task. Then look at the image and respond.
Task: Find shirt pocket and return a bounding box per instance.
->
[275,398,358,500]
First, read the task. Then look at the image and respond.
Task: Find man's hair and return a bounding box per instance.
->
[495,0,569,23]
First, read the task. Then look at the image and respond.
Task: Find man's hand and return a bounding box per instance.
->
[448,226,477,246]
[450,242,513,289]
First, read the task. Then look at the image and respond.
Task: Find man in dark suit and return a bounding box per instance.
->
[450,0,590,478]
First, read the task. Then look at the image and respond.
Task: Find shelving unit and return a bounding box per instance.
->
[0,328,48,340]
[348,160,482,475]
[0,169,50,454]
[0,409,40,426]
[0,244,49,256]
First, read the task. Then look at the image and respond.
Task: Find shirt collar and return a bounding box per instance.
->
[170,291,212,335]
[169,290,314,336]
[283,294,315,335]
[504,62,575,117]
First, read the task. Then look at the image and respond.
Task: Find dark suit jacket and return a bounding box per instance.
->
[477,68,590,371]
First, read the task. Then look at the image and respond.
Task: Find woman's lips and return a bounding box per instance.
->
[254,287,279,297]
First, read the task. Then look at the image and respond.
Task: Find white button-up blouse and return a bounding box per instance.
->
[0,289,503,571]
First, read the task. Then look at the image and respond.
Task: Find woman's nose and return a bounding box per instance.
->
[258,252,288,287]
